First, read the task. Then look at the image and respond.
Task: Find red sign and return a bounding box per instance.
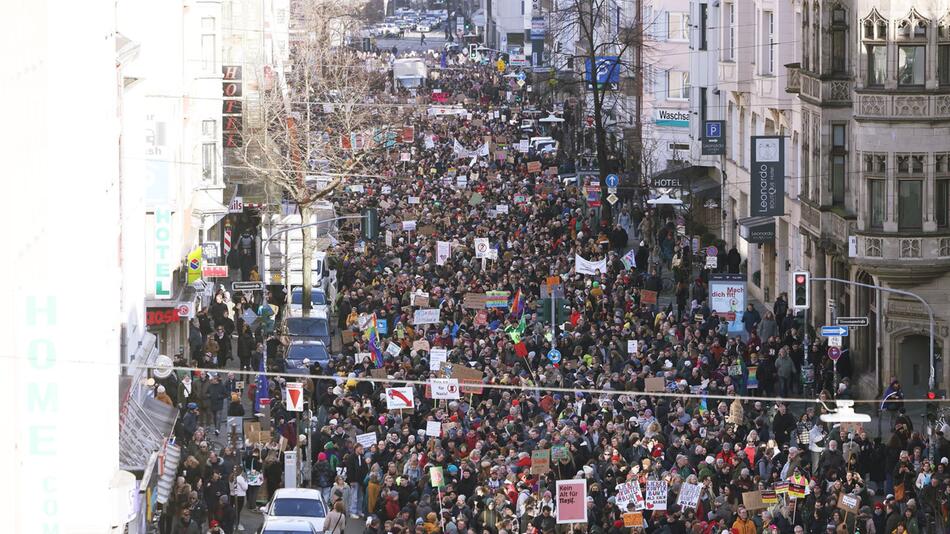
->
[146,308,182,326]
[202,265,229,278]
[431,91,449,103]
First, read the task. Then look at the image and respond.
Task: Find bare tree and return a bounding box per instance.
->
[549,0,653,224]
[241,0,393,314]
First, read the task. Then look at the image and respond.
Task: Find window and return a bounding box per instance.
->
[868,179,885,228]
[898,46,926,86]
[202,143,217,182]
[699,3,708,50]
[867,45,886,86]
[898,180,923,230]
[763,12,775,74]
[830,124,847,206]
[668,12,689,41]
[832,29,846,72]
[667,70,689,99]
[202,120,216,138]
[802,3,810,70]
[699,87,708,127]
[937,179,950,228]
[725,3,736,60]
[940,45,950,85]
[201,17,216,73]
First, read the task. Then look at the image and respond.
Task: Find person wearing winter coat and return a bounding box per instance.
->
[228,466,248,531]
[313,453,335,504]
[207,374,228,430]
[757,311,779,341]
[169,509,203,534]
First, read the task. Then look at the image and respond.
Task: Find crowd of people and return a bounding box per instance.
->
[153,51,949,534]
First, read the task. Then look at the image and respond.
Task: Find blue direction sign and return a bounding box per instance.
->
[605,174,619,188]
[547,348,562,364]
[516,71,527,82]
[821,326,849,337]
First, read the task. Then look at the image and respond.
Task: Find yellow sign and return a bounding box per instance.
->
[496,59,506,73]
[186,247,203,283]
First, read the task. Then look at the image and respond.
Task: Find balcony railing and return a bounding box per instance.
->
[785,63,800,93]
[852,233,950,282]
[799,72,852,105]
[854,91,950,121]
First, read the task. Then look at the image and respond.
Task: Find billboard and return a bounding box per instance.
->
[750,136,785,216]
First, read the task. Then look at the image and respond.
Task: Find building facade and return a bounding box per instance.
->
[688,0,950,397]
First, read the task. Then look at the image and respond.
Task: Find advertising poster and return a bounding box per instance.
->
[709,273,747,333]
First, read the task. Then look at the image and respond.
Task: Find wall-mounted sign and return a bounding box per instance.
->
[148,209,174,299]
[750,136,785,217]
[654,108,689,128]
[222,65,244,148]
[702,120,725,155]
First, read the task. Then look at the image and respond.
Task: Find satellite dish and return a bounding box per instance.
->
[152,354,174,379]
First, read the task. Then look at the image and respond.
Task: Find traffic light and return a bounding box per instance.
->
[361,207,379,241]
[927,390,939,422]
[791,271,810,311]
[538,298,570,325]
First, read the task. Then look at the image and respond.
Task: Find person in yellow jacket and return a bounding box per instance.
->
[732,507,757,534]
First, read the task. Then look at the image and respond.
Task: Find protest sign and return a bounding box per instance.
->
[356,432,377,448]
[615,482,644,512]
[385,387,415,410]
[429,378,461,400]
[641,290,658,305]
[574,254,607,275]
[645,377,667,393]
[413,308,441,325]
[677,483,702,509]
[530,449,550,475]
[425,421,441,437]
[436,241,451,265]
[430,466,445,488]
[742,491,767,511]
[386,342,402,357]
[837,493,860,514]
[555,480,588,524]
[645,480,668,510]
[623,512,644,528]
[429,348,448,370]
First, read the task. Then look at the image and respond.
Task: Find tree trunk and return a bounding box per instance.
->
[299,202,313,316]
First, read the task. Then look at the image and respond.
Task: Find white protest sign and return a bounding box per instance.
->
[436,241,452,265]
[645,480,668,510]
[382,185,392,194]
[474,238,490,259]
[430,378,461,400]
[386,341,402,357]
[408,196,421,204]
[425,420,442,437]
[400,152,411,162]
[485,248,498,260]
[413,308,441,325]
[518,139,529,153]
[495,204,509,214]
[385,387,415,410]
[574,254,607,275]
[614,482,640,511]
[285,382,304,412]
[385,230,393,247]
[627,340,638,354]
[430,348,448,370]
[356,432,377,448]
[677,482,702,509]
[402,220,417,231]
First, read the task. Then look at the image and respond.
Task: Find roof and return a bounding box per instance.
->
[273,488,325,500]
[262,517,317,532]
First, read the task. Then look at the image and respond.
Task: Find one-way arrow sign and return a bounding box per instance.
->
[821,326,849,337]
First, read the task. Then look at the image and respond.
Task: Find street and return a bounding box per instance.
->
[374,31,447,53]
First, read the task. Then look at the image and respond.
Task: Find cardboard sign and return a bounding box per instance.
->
[412,292,430,307]
[244,421,262,444]
[412,339,431,354]
[341,330,355,344]
[640,290,658,305]
[645,480,668,510]
[742,490,767,511]
[463,293,493,309]
[445,364,483,394]
[425,420,442,437]
[531,449,551,475]
[677,483,702,509]
[418,225,438,237]
[551,445,570,461]
[623,512,644,528]
[370,368,388,380]
[837,493,861,514]
[555,479,588,524]
[645,377,667,393]
[356,432,377,448]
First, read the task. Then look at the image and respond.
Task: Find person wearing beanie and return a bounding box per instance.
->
[226,392,244,417]
[313,451,334,504]
[155,384,174,406]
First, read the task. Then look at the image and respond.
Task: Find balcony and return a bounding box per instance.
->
[799,197,821,236]
[797,198,857,252]
[798,71,852,106]
[852,233,950,283]
[854,90,950,121]
[785,63,800,93]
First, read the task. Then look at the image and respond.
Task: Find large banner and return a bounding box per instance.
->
[750,136,785,216]
[575,254,607,276]
[453,139,490,159]
[709,273,747,333]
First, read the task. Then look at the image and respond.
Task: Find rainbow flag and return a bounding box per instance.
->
[365,314,384,368]
[510,289,524,317]
[698,396,708,415]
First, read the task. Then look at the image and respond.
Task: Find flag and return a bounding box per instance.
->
[698,396,708,415]
[365,314,385,368]
[505,315,527,344]
[254,353,269,412]
[510,289,524,317]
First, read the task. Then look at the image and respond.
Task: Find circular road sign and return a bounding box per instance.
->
[828,347,842,361]
[706,245,718,257]
[605,174,619,188]
[547,349,562,364]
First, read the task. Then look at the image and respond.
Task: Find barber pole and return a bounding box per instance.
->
[223,222,232,257]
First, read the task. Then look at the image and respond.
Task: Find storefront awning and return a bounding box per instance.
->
[738,216,776,243]
[192,189,228,231]
[145,284,197,309]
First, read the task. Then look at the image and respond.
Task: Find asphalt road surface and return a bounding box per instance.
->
[375,31,448,54]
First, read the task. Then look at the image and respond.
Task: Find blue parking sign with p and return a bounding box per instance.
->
[705,121,721,138]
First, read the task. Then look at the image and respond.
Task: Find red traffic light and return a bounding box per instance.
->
[928,391,937,400]
[795,275,806,284]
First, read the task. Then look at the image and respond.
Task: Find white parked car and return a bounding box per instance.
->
[262,488,327,533]
[416,24,431,33]
[260,517,319,534]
